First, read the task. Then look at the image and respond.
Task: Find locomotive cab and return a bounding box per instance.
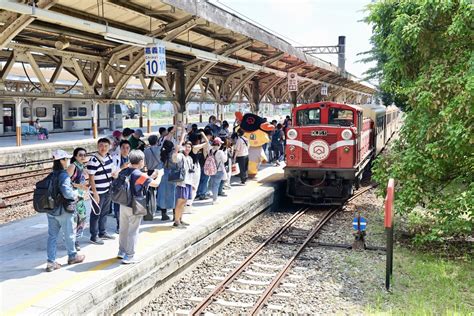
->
[285,102,373,205]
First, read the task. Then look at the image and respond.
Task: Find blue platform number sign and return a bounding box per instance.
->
[352,217,367,231]
[145,43,166,77]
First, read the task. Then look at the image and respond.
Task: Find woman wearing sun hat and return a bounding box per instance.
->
[45,149,85,272]
[208,137,228,204]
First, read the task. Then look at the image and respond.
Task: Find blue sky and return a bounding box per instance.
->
[211,0,375,79]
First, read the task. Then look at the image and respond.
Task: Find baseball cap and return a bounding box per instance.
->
[112,130,122,138]
[134,129,144,137]
[212,137,224,146]
[52,149,72,160]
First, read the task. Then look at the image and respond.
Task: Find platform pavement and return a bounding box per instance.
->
[0,164,285,315]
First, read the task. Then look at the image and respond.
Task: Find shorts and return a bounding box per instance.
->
[176,184,192,200]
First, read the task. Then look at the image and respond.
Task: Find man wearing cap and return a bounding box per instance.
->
[46,150,85,272]
[129,128,145,151]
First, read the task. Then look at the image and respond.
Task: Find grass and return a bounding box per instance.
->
[367,246,474,315]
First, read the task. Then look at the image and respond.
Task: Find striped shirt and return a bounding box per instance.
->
[87,154,114,194]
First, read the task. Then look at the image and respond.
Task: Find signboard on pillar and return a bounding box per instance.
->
[288,72,298,92]
[321,83,329,96]
[145,42,166,77]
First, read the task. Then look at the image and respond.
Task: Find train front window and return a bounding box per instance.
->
[328,108,354,126]
[297,108,320,126]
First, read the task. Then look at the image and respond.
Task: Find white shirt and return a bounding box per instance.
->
[234,136,249,157]
[211,148,228,172]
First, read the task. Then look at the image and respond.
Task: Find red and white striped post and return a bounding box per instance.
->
[385,178,395,290]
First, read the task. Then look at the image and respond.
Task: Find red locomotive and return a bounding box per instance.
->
[285,101,399,205]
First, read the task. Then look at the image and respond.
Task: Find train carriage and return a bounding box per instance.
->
[0,100,123,136]
[285,102,376,206]
[285,101,400,206]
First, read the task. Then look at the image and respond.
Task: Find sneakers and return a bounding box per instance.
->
[122,255,137,264]
[99,233,116,240]
[90,237,104,245]
[218,192,227,197]
[117,252,125,259]
[68,254,85,265]
[75,241,81,251]
[180,221,190,226]
[45,261,61,272]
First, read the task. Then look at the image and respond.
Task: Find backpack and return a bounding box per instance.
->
[33,173,59,213]
[203,150,218,176]
[111,169,133,206]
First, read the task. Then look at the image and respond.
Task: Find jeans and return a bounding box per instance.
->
[118,205,142,258]
[210,171,224,201]
[90,192,111,239]
[196,168,210,197]
[47,212,76,262]
[236,156,249,183]
[218,180,225,195]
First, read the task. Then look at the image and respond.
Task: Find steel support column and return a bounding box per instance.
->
[147,102,151,134]
[91,100,98,139]
[175,63,187,123]
[138,101,143,128]
[14,98,23,146]
[290,91,297,110]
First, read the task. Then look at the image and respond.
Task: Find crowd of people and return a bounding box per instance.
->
[44,114,289,271]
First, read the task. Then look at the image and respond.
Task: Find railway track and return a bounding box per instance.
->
[189,185,375,315]
[0,190,34,208]
[0,170,51,184]
[188,208,337,315]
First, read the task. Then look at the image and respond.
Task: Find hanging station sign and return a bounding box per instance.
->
[321,83,328,96]
[288,72,298,92]
[145,42,166,76]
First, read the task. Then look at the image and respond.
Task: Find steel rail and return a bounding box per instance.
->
[190,208,308,315]
[0,171,50,183]
[2,190,34,200]
[249,207,339,315]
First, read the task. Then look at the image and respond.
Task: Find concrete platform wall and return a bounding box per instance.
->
[44,181,284,315]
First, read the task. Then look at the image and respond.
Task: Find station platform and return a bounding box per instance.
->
[0,165,285,315]
[0,124,198,170]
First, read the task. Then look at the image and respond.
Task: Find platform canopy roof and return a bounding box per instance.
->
[0,0,375,109]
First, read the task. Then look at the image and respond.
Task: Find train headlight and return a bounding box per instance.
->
[289,154,295,160]
[341,129,352,140]
[344,146,350,153]
[287,129,298,140]
[289,145,295,152]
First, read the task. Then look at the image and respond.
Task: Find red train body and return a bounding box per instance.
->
[285,102,385,205]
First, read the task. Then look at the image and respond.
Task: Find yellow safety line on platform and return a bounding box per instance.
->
[4,180,265,316]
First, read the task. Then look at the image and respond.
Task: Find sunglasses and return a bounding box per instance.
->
[77,153,87,157]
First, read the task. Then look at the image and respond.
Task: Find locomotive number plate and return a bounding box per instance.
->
[311,130,328,136]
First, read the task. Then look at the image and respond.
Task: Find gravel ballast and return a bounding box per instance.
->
[141,184,388,315]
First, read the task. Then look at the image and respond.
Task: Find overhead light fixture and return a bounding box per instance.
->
[244,64,260,72]
[102,31,149,47]
[196,54,219,63]
[276,72,287,78]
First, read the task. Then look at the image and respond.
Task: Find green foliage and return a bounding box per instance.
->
[367,247,474,315]
[365,1,474,242]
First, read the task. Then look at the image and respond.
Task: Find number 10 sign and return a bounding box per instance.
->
[145,43,166,77]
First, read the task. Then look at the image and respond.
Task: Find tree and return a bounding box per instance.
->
[364,1,473,242]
